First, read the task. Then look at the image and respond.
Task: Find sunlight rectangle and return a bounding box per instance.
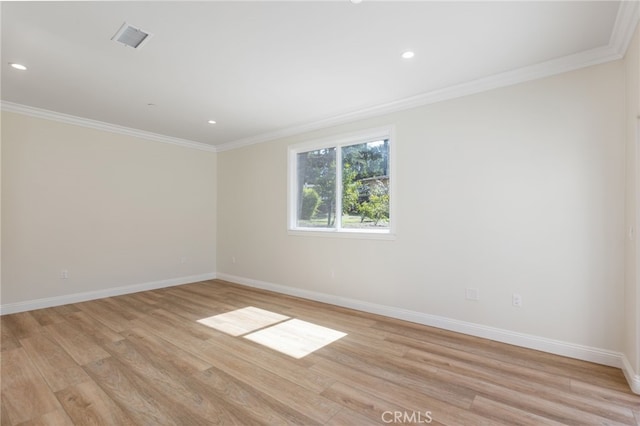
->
[243,319,347,359]
[197,306,289,336]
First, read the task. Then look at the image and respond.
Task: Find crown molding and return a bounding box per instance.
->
[0,101,217,153]
[3,3,638,155]
[218,46,622,152]
[218,1,640,153]
[610,0,640,56]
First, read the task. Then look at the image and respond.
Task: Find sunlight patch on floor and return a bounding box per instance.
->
[244,318,347,359]
[197,307,347,358]
[197,306,289,336]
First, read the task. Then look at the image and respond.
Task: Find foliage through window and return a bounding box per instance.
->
[289,128,393,234]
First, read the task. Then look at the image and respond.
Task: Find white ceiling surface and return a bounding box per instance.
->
[1,1,637,150]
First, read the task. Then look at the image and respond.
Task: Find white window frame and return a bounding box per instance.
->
[287,125,396,239]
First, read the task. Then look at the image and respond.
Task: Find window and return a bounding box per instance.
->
[288,127,394,236]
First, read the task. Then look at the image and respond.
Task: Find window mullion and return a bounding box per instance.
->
[335,145,343,231]
[288,126,393,235]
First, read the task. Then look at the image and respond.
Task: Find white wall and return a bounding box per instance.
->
[1,112,217,309]
[0,43,633,389]
[217,61,626,354]
[624,22,640,388]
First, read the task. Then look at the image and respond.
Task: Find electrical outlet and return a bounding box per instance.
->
[512,293,523,307]
[232,256,237,264]
[180,257,187,264]
[60,269,69,279]
[465,288,479,301]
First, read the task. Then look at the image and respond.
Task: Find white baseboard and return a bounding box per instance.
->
[4,271,637,395]
[0,272,217,315]
[621,355,640,395]
[216,273,625,370]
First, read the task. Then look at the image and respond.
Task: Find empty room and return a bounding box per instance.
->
[2,1,640,424]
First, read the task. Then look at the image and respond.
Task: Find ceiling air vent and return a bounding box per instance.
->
[111,22,153,49]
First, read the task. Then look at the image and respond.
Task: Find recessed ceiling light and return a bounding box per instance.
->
[9,63,27,71]
[350,0,363,4]
[401,51,415,59]
[207,120,217,125]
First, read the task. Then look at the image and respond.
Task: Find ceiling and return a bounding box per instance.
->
[1,1,638,151]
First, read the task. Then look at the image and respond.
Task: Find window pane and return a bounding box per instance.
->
[341,140,390,229]
[296,148,336,228]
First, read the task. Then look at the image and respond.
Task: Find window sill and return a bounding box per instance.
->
[288,228,396,240]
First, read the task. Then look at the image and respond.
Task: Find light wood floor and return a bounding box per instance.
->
[1,279,639,425]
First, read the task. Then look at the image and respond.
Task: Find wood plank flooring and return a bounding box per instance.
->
[1,279,639,425]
